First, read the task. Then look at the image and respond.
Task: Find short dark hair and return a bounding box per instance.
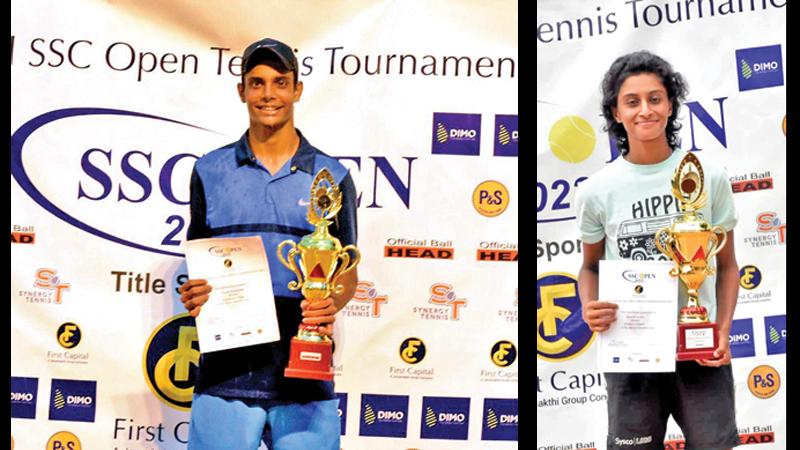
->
[600,51,688,155]
[241,50,298,86]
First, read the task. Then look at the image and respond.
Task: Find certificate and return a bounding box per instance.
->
[184,236,281,353]
[597,260,678,373]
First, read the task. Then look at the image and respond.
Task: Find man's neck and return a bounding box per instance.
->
[248,121,300,174]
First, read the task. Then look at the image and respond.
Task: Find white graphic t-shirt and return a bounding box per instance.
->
[575,149,738,322]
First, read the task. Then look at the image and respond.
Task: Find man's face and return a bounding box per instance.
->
[238,63,303,130]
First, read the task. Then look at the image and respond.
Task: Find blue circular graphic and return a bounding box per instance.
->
[537,273,594,361]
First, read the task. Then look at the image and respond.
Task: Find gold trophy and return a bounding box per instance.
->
[277,168,360,380]
[655,153,727,361]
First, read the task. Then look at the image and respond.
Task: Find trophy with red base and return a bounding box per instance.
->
[655,153,727,361]
[277,169,360,380]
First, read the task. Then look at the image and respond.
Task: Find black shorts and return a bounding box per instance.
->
[605,362,740,450]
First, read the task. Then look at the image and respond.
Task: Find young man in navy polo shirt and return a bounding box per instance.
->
[178,37,358,450]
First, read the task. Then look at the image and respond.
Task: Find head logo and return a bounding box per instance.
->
[729,318,755,358]
[46,431,81,450]
[537,272,595,361]
[48,379,96,422]
[764,315,786,355]
[400,337,426,364]
[748,365,780,399]
[11,376,38,419]
[491,340,517,367]
[495,115,518,157]
[482,398,517,441]
[739,265,762,290]
[142,313,199,411]
[420,396,470,440]
[11,225,35,244]
[472,180,509,217]
[736,45,784,91]
[548,116,596,163]
[360,394,409,438]
[57,322,82,349]
[351,281,388,317]
[429,283,467,320]
[431,113,481,155]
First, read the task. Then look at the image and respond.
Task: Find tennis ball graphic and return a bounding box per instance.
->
[549,116,596,163]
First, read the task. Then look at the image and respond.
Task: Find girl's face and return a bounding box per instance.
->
[612,73,673,149]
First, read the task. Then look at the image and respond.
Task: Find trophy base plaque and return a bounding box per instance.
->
[676,322,719,361]
[285,338,334,381]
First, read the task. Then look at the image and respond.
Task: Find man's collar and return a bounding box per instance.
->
[235,128,315,174]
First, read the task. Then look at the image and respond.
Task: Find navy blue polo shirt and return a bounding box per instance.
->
[187,128,357,401]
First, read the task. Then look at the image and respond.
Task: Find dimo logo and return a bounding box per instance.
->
[537,272,595,361]
[142,313,199,410]
[11,108,224,258]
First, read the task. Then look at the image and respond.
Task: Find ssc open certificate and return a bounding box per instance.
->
[184,236,281,353]
[598,260,678,373]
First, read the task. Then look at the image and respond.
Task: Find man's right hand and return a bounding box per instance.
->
[178,279,212,318]
[582,301,618,332]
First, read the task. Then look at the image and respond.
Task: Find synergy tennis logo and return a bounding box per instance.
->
[748,365,780,399]
[46,431,82,450]
[494,115,518,157]
[57,322,82,349]
[729,318,755,358]
[337,392,347,436]
[11,376,38,419]
[764,315,786,355]
[739,265,762,290]
[399,337,427,364]
[143,313,199,411]
[421,396,470,440]
[18,268,71,304]
[491,340,517,367]
[344,281,389,318]
[49,379,96,422]
[482,398,517,441]
[360,394,409,438]
[736,45,784,91]
[537,272,595,361]
[432,113,481,155]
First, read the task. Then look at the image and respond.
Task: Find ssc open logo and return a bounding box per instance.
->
[748,365,780,399]
[739,265,762,290]
[400,337,426,364]
[142,313,199,410]
[57,322,82,349]
[46,431,81,450]
[472,180,509,217]
[491,341,517,367]
[537,272,595,361]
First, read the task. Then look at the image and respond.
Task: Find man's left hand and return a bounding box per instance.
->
[301,297,338,337]
[696,333,732,367]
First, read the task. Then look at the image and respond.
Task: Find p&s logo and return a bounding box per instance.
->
[432,113,481,156]
[57,322,82,349]
[739,265,762,290]
[729,318,755,358]
[748,365,780,399]
[420,396,470,440]
[360,394,409,438]
[11,108,225,258]
[491,340,517,367]
[764,315,786,355]
[482,398,517,441]
[537,272,595,361]
[143,313,199,411]
[494,115,518,157]
[473,180,510,217]
[736,45,784,92]
[48,379,96,423]
[46,431,82,450]
[400,337,426,364]
[11,376,38,419]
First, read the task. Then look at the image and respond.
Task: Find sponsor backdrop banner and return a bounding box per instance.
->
[537,1,785,449]
[11,1,518,449]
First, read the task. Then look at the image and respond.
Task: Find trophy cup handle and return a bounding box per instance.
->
[706,225,728,260]
[330,245,361,295]
[277,240,303,291]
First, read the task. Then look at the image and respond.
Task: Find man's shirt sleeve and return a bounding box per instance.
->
[187,166,212,241]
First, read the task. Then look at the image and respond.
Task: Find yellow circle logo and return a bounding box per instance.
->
[549,116,596,163]
[748,365,780,399]
[47,431,81,450]
[472,181,509,217]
